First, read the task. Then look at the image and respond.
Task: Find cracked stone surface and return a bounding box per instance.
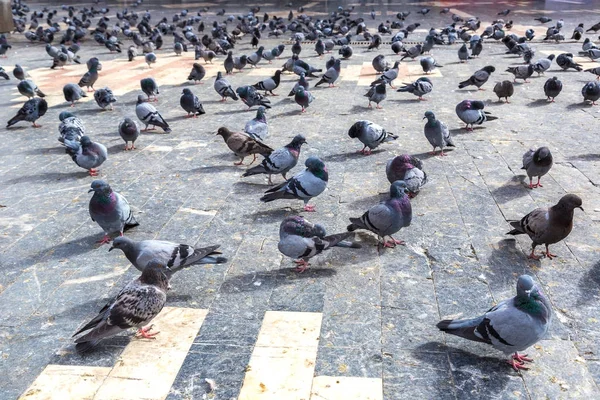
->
[1,0,600,399]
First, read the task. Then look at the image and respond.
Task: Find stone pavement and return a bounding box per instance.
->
[1,0,600,399]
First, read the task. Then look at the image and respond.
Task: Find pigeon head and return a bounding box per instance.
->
[390,180,409,197]
[534,147,551,162]
[109,235,133,252]
[80,136,92,146]
[423,110,436,120]
[216,127,231,138]
[216,71,223,79]
[305,157,327,175]
[557,194,583,211]
[182,88,192,95]
[141,259,171,290]
[235,86,248,96]
[290,134,307,148]
[483,65,496,73]
[256,106,267,119]
[88,179,111,194]
[313,224,327,238]
[59,111,74,121]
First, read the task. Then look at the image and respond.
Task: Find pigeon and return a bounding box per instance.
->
[128,45,138,61]
[224,51,235,73]
[372,54,390,73]
[371,61,400,88]
[288,72,309,96]
[420,56,442,74]
[397,77,433,100]
[214,71,238,101]
[347,180,412,247]
[456,100,498,131]
[88,180,139,244]
[338,45,353,59]
[400,44,422,61]
[63,136,108,176]
[72,260,168,353]
[0,66,8,80]
[7,98,48,128]
[315,59,341,87]
[58,112,86,143]
[244,106,269,141]
[253,70,282,95]
[13,64,27,80]
[145,52,157,67]
[109,236,226,272]
[423,111,454,156]
[386,155,427,197]
[586,22,600,33]
[140,77,159,102]
[278,216,360,272]
[216,126,273,165]
[582,81,600,105]
[365,83,387,109]
[522,147,553,189]
[63,83,87,106]
[506,65,534,82]
[94,87,116,110]
[135,95,171,133]
[17,79,45,98]
[247,46,264,67]
[556,53,582,71]
[236,85,271,109]
[532,55,555,75]
[118,117,140,150]
[507,194,583,259]
[572,24,584,41]
[458,66,495,90]
[544,77,562,102]
[493,80,515,103]
[348,120,398,155]
[180,88,205,117]
[584,66,600,80]
[260,156,328,212]
[233,54,248,72]
[534,16,552,24]
[294,86,314,113]
[187,63,206,84]
[78,64,99,92]
[498,9,510,16]
[243,134,306,185]
[458,43,471,62]
[437,275,551,371]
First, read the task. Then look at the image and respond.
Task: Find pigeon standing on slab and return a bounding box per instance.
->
[63,83,87,106]
[288,72,309,96]
[397,77,433,100]
[584,66,600,80]
[348,120,398,155]
[135,95,171,133]
[247,46,264,67]
[347,180,412,247]
[371,60,400,88]
[180,88,205,117]
[365,82,386,109]
[278,216,360,272]
[88,180,139,244]
[315,59,341,88]
[372,54,390,72]
[522,147,553,189]
[544,77,562,102]
[244,106,269,141]
[582,81,600,105]
[145,52,157,67]
[400,44,422,61]
[58,112,85,143]
[140,77,159,102]
[17,79,45,99]
[188,63,206,84]
[216,127,273,165]
[506,65,534,83]
[420,56,442,74]
[253,69,282,95]
[214,71,239,101]
[63,136,108,176]
[294,86,314,113]
[455,100,498,131]
[119,117,140,150]
[556,53,582,71]
[260,156,328,212]
[243,134,306,185]
[386,155,427,197]
[493,80,514,103]
[94,87,117,110]
[437,275,551,371]
[109,237,226,272]
[13,64,28,80]
[72,260,169,353]
[423,111,454,156]
[458,43,471,62]
[507,194,583,259]
[78,63,99,92]
[458,66,495,90]
[236,85,271,109]
[7,97,48,128]
[532,54,555,75]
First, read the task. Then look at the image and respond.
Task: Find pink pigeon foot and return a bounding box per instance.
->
[135,325,159,339]
[97,235,112,244]
[303,204,316,212]
[294,259,309,273]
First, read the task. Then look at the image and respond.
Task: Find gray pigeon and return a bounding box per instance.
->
[7,97,48,128]
[397,77,433,100]
[233,54,247,72]
[400,44,422,60]
[236,85,271,109]
[314,59,341,87]
[188,63,206,83]
[260,156,328,212]
[63,83,87,106]
[294,86,314,113]
[243,134,306,185]
[506,65,534,82]
[278,216,360,272]
[420,56,442,74]
[109,236,226,272]
[437,275,551,371]
[582,81,600,105]
[584,66,600,79]
[145,52,157,67]
[288,72,309,96]
[88,180,139,244]
[371,61,400,88]
[135,95,171,133]
[347,180,412,247]
[386,155,427,197]
[214,71,238,101]
[140,77,159,102]
[118,117,140,150]
[365,83,386,109]
[458,43,471,62]
[423,111,454,156]
[78,63,99,91]
[532,54,555,75]
[13,64,28,80]
[493,80,515,103]
[507,194,583,259]
[456,100,498,130]
[63,136,107,176]
[544,77,562,102]
[17,79,45,98]
[216,127,273,165]
[94,87,116,110]
[180,88,205,117]
[522,147,553,189]
[253,70,282,95]
[72,260,168,353]
[458,66,495,89]
[0,66,8,80]
[244,106,268,141]
[348,120,398,155]
[247,46,264,67]
[372,54,390,72]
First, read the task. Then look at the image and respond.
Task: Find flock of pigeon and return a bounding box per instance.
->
[2,1,593,373]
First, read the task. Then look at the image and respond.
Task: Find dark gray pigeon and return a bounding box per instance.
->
[458,66,495,89]
[118,117,140,150]
[88,180,139,244]
[386,155,427,197]
[437,275,551,371]
[135,95,171,133]
[180,88,205,117]
[145,52,157,67]
[371,60,400,88]
[400,44,422,60]
[140,77,159,102]
[347,180,412,247]
[582,81,600,105]
[493,80,514,103]
[365,82,386,109]
[110,236,226,272]
[17,79,45,98]
[78,63,99,92]
[455,100,498,130]
[63,135,108,176]
[423,111,454,156]
[188,63,206,83]
[584,66,600,79]
[397,77,433,100]
[348,120,398,154]
[243,134,306,185]
[7,97,48,128]
[506,65,534,82]
[236,85,271,109]
[372,54,390,72]
[556,53,582,71]
[63,83,87,106]
[522,147,553,189]
[13,64,27,80]
[294,86,314,112]
[507,194,582,259]
[543,77,562,102]
[315,59,341,87]
[94,87,116,110]
[420,56,442,74]
[458,43,471,62]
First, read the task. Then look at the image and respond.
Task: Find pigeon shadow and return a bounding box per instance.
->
[347,193,385,209]
[567,102,594,109]
[526,99,553,107]
[486,239,534,288]
[4,171,88,185]
[273,109,302,118]
[410,151,445,160]
[191,164,244,174]
[449,126,485,135]
[577,259,600,305]
[321,149,385,162]
[20,146,65,156]
[220,268,337,293]
[389,98,423,104]
[215,108,254,115]
[489,175,529,204]
[569,153,600,161]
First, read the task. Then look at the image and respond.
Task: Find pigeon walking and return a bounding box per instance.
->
[294,86,314,112]
[214,71,238,101]
[420,56,442,74]
[556,53,582,71]
[314,59,341,88]
[180,88,205,117]
[371,61,400,88]
[423,111,454,156]
[236,85,271,109]
[253,70,282,95]
[458,66,495,90]
[365,83,386,109]
[582,81,600,105]
[78,63,99,92]
[522,147,553,189]
[397,77,433,100]
[244,106,269,141]
[88,180,139,244]
[119,117,140,150]
[544,77,562,102]
[216,127,273,165]
[493,80,514,103]
[455,100,498,131]
[7,97,47,128]
[135,95,171,133]
[243,134,306,185]
[506,65,534,83]
[63,136,108,176]
[348,120,398,155]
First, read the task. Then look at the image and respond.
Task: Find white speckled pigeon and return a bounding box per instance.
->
[348,120,398,155]
[88,180,139,244]
[58,111,85,143]
[243,134,306,184]
[94,87,116,110]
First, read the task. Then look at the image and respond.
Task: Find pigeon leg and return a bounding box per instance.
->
[135,324,160,339]
[270,91,278,96]
[528,178,535,189]
[545,245,557,259]
[439,150,447,157]
[478,87,485,91]
[301,107,306,113]
[234,157,245,166]
[97,235,112,244]
[32,122,42,128]
[535,177,543,187]
[368,102,372,108]
[249,154,257,165]
[389,236,406,245]
[418,96,427,101]
[507,358,529,371]
[293,259,310,273]
[512,352,533,363]
[303,204,316,212]
[267,175,273,185]
[382,240,396,248]
[429,148,437,155]
[528,247,541,260]
[89,168,98,176]
[506,97,511,103]
[376,104,383,109]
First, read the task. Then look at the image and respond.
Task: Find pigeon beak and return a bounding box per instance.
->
[422,116,426,120]
[88,189,94,193]
[108,246,114,252]
[578,206,584,211]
